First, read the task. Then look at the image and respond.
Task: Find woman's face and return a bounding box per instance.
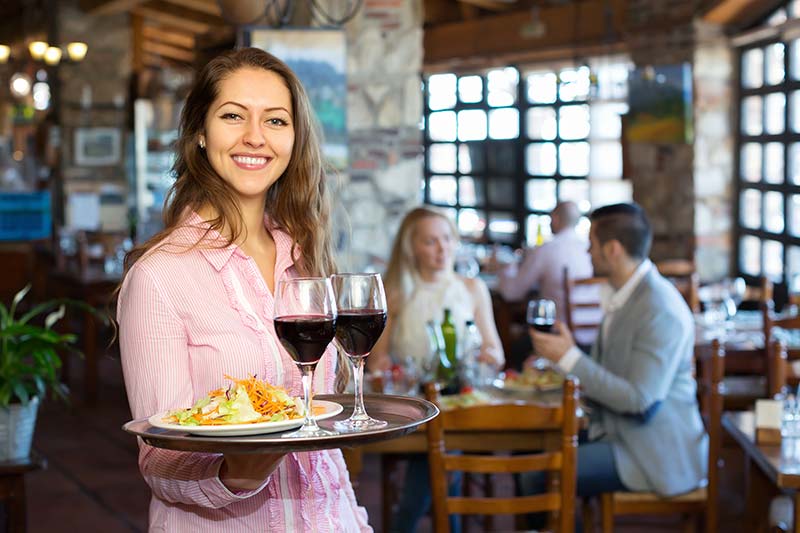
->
[201,67,295,204]
[411,216,455,274]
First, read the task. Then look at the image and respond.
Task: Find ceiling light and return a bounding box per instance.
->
[0,45,9,64]
[10,72,32,97]
[43,46,62,66]
[28,41,48,60]
[67,42,88,62]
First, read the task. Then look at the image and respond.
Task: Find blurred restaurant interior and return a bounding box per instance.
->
[3,0,800,531]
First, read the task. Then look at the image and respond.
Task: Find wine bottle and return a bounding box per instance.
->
[438,308,458,388]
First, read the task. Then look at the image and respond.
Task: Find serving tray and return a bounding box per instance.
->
[122,394,438,454]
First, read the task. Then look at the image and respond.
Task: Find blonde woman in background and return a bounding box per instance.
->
[370,206,504,533]
[370,206,504,375]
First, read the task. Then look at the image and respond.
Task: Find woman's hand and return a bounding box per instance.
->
[220,453,285,491]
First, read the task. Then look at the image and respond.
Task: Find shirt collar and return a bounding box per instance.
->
[181,211,296,273]
[604,259,652,313]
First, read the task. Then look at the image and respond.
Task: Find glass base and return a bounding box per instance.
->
[281,423,337,439]
[333,416,388,432]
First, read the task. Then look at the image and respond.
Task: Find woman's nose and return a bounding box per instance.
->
[242,119,266,148]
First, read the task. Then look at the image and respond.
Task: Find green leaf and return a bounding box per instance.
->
[0,386,10,406]
[0,302,9,329]
[12,382,29,405]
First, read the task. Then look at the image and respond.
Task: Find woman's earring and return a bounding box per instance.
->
[199,139,205,149]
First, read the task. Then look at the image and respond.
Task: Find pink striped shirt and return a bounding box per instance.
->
[118,212,371,532]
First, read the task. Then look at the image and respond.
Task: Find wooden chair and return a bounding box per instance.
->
[425,379,579,532]
[595,339,725,533]
[563,266,606,346]
[655,259,701,313]
[746,276,774,305]
[764,299,800,388]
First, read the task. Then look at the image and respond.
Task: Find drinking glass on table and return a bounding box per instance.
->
[274,277,338,438]
[527,298,557,369]
[331,273,388,431]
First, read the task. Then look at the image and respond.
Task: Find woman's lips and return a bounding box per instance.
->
[232,155,271,170]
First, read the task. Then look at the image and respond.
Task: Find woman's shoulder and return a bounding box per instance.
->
[129,231,207,277]
[458,274,488,295]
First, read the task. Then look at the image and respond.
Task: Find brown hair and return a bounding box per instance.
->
[383,206,458,306]
[118,48,347,390]
[123,47,334,277]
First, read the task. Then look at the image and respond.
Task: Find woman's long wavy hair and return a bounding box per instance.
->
[120,48,347,390]
[123,47,335,278]
[383,206,458,307]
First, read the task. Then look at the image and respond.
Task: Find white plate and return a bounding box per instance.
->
[148,400,343,437]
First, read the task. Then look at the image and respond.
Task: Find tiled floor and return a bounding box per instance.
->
[18,349,751,532]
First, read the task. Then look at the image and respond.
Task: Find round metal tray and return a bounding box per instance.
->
[122,394,438,454]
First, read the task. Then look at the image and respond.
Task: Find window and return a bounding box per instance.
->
[735,1,800,285]
[423,59,630,246]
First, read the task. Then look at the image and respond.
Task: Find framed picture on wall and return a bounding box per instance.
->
[74,127,122,166]
[239,27,348,170]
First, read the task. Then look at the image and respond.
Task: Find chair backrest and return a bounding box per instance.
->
[763,300,796,388]
[704,339,725,533]
[744,276,774,305]
[425,379,579,533]
[562,266,605,343]
[655,259,700,313]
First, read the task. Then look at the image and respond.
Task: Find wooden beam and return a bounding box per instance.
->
[141,39,195,62]
[458,0,517,11]
[424,0,464,25]
[132,13,145,73]
[79,0,147,15]
[162,0,221,16]
[459,3,481,20]
[142,24,195,49]
[133,0,226,34]
[424,0,628,66]
[703,0,781,26]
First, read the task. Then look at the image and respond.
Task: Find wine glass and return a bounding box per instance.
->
[331,273,388,431]
[274,277,338,438]
[724,277,746,318]
[527,299,557,369]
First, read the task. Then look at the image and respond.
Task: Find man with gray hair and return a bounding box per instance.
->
[497,201,596,349]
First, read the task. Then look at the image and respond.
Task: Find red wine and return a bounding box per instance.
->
[530,318,555,333]
[274,315,336,365]
[335,309,387,356]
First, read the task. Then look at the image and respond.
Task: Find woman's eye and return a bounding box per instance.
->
[221,113,242,120]
[266,117,288,126]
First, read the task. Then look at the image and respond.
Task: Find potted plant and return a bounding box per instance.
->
[0,285,84,461]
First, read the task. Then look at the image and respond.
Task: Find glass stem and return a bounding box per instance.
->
[300,364,319,429]
[350,355,368,420]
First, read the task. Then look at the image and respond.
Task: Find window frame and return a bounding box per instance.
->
[734,3,800,286]
[422,64,606,247]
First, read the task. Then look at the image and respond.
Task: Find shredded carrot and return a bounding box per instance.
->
[224,374,299,419]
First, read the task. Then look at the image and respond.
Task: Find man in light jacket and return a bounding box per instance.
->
[528,202,707,497]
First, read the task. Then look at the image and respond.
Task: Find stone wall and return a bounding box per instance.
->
[693,21,735,282]
[335,0,424,271]
[625,0,697,265]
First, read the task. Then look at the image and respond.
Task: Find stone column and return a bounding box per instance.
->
[334,0,424,271]
[693,20,734,282]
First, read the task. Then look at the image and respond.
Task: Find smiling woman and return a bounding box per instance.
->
[199,68,295,205]
[116,48,370,532]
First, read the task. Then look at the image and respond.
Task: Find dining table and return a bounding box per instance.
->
[722,410,800,532]
[46,266,120,406]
